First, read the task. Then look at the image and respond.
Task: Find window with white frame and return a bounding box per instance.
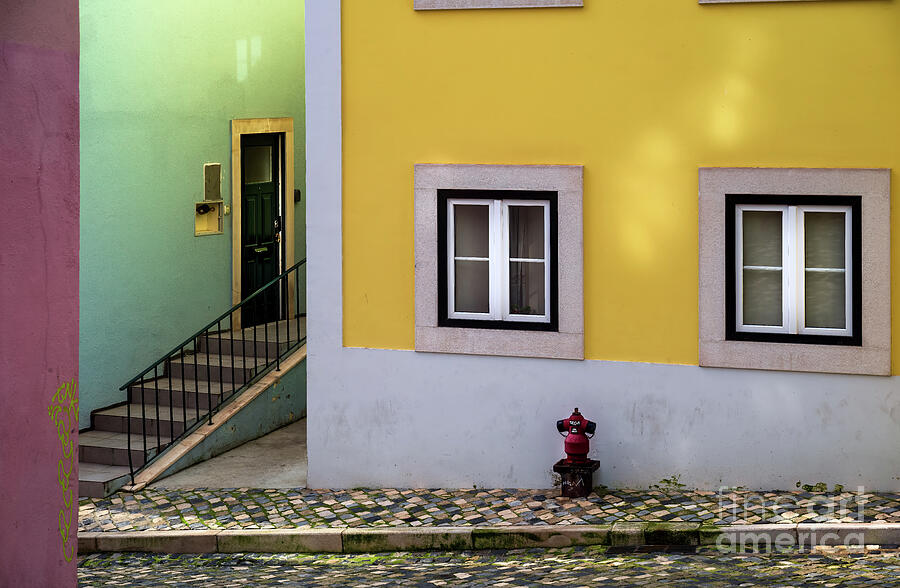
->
[440,190,557,330]
[729,197,860,345]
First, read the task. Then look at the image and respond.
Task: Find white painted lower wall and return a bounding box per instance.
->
[307,347,900,491]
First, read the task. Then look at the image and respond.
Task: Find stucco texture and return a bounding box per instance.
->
[0,0,80,584]
[341,0,900,370]
[79,0,306,427]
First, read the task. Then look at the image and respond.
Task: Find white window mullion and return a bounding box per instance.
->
[491,200,503,321]
[499,201,509,321]
[785,206,798,335]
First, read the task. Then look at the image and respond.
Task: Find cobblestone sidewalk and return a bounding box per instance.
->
[79,488,900,533]
[77,546,900,587]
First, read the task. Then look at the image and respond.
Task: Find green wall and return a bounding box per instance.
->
[79,1,306,428]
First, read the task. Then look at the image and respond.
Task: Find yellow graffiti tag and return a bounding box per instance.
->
[48,379,78,562]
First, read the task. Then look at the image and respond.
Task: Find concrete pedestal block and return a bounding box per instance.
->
[553,459,600,498]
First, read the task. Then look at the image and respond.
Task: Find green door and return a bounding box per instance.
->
[241,133,282,327]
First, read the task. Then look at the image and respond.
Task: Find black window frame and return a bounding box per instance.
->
[438,189,559,332]
[725,194,862,347]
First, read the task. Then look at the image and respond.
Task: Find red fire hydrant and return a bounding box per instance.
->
[556,407,597,463]
[553,408,600,498]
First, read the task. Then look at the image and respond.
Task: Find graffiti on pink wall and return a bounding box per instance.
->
[48,379,79,562]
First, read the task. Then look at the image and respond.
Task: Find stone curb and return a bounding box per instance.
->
[78,523,900,555]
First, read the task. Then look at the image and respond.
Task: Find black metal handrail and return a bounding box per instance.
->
[120,259,307,483]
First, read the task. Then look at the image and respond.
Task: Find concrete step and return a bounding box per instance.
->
[93,403,200,437]
[210,318,307,345]
[79,430,170,468]
[168,353,268,384]
[128,377,232,410]
[78,462,131,498]
[199,327,305,358]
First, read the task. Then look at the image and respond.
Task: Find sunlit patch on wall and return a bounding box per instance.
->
[236,36,262,82]
[710,106,741,147]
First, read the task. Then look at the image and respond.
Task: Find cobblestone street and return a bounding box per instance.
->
[79,488,900,532]
[78,546,900,586]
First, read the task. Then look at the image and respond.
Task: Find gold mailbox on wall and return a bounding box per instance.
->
[194,200,224,235]
[195,163,225,236]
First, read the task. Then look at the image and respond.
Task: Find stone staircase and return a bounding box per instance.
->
[79,319,305,497]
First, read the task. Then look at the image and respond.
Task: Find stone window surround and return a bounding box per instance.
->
[699,167,891,376]
[415,164,584,360]
[415,0,582,10]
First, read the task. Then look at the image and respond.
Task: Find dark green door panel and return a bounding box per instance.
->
[241,133,282,327]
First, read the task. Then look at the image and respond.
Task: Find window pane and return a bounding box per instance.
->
[742,211,782,267]
[805,212,845,269]
[743,269,782,326]
[806,271,846,329]
[509,205,545,259]
[244,146,272,184]
[454,260,489,313]
[454,205,490,258]
[509,261,545,315]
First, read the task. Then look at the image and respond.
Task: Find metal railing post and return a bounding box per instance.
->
[167,355,173,436]
[264,287,270,367]
[278,270,291,356]
[139,374,147,460]
[205,330,213,426]
[154,365,161,449]
[193,338,200,425]
[126,399,134,483]
[231,313,237,392]
[274,277,280,370]
[217,320,223,410]
[179,345,187,428]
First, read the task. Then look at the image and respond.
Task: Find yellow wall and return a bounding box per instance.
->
[342,0,899,369]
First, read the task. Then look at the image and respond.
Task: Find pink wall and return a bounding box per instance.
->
[0,1,79,585]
